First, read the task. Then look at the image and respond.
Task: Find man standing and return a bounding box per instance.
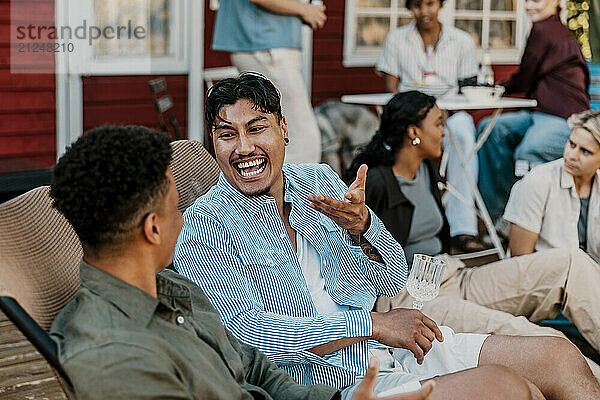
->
[48,125,435,399]
[175,73,600,399]
[376,0,486,253]
[212,0,326,164]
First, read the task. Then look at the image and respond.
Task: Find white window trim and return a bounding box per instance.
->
[343,0,530,67]
[56,0,203,158]
[66,0,189,75]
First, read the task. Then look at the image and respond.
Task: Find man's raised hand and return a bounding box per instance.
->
[308,164,370,236]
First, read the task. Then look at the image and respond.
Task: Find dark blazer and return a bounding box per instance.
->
[365,160,450,253]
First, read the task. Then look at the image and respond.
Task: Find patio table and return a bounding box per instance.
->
[341,92,537,259]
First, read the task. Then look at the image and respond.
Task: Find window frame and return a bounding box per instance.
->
[68,0,189,75]
[343,0,531,67]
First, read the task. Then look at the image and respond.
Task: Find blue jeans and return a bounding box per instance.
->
[444,112,478,237]
[477,110,570,217]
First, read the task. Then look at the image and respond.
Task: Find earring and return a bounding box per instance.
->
[284,138,290,144]
[412,137,421,146]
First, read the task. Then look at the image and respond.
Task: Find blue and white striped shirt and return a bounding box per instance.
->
[174,163,408,389]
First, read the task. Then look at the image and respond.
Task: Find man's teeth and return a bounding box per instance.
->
[236,159,266,177]
[240,163,266,177]
[238,159,263,169]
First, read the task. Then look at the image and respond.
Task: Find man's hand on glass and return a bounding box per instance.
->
[370,308,444,365]
[353,358,435,400]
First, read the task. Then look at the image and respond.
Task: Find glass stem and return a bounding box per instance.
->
[412,300,423,310]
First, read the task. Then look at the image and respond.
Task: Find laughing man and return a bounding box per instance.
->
[174,73,600,399]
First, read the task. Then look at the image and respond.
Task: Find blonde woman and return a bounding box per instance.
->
[505,110,600,263]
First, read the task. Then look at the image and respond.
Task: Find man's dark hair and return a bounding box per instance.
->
[50,125,172,254]
[205,72,282,134]
[406,0,445,8]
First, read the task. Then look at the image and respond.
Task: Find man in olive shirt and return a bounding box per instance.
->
[48,125,434,399]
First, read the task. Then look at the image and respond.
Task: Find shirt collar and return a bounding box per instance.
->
[408,21,451,50]
[560,163,575,190]
[215,166,296,217]
[559,162,600,193]
[79,260,192,327]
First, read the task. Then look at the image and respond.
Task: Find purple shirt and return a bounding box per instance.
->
[502,15,590,119]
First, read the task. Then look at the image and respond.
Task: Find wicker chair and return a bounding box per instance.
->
[169,139,220,213]
[0,186,80,398]
[0,140,219,399]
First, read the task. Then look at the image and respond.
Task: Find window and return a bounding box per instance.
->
[67,0,188,74]
[343,0,530,66]
[93,0,172,58]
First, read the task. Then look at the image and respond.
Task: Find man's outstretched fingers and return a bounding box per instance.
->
[349,164,368,191]
[311,194,353,213]
[356,164,369,187]
[345,188,364,204]
[309,198,353,220]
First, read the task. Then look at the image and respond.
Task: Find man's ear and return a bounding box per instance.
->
[280,116,289,144]
[142,212,161,245]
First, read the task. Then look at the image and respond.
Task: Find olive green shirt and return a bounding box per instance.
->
[50,261,339,400]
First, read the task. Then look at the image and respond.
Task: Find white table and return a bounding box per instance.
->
[341,93,537,259]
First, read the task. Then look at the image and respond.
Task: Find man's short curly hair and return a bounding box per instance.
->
[406,0,445,8]
[50,125,172,254]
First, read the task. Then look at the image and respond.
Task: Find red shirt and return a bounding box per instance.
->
[502,15,590,119]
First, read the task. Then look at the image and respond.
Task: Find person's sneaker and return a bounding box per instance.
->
[451,234,490,254]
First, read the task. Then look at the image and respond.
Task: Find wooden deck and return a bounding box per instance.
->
[0,310,66,399]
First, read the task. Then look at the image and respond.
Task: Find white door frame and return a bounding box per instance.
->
[55,0,204,158]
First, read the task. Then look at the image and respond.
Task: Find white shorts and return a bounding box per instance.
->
[341,326,489,398]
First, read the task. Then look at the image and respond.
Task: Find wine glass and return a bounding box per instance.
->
[406,254,447,310]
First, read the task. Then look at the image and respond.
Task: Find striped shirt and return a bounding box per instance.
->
[376,22,478,88]
[174,163,408,389]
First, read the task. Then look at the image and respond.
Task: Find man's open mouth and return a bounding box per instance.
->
[234,158,267,178]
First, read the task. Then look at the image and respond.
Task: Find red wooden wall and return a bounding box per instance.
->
[82,74,188,136]
[0,0,57,172]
